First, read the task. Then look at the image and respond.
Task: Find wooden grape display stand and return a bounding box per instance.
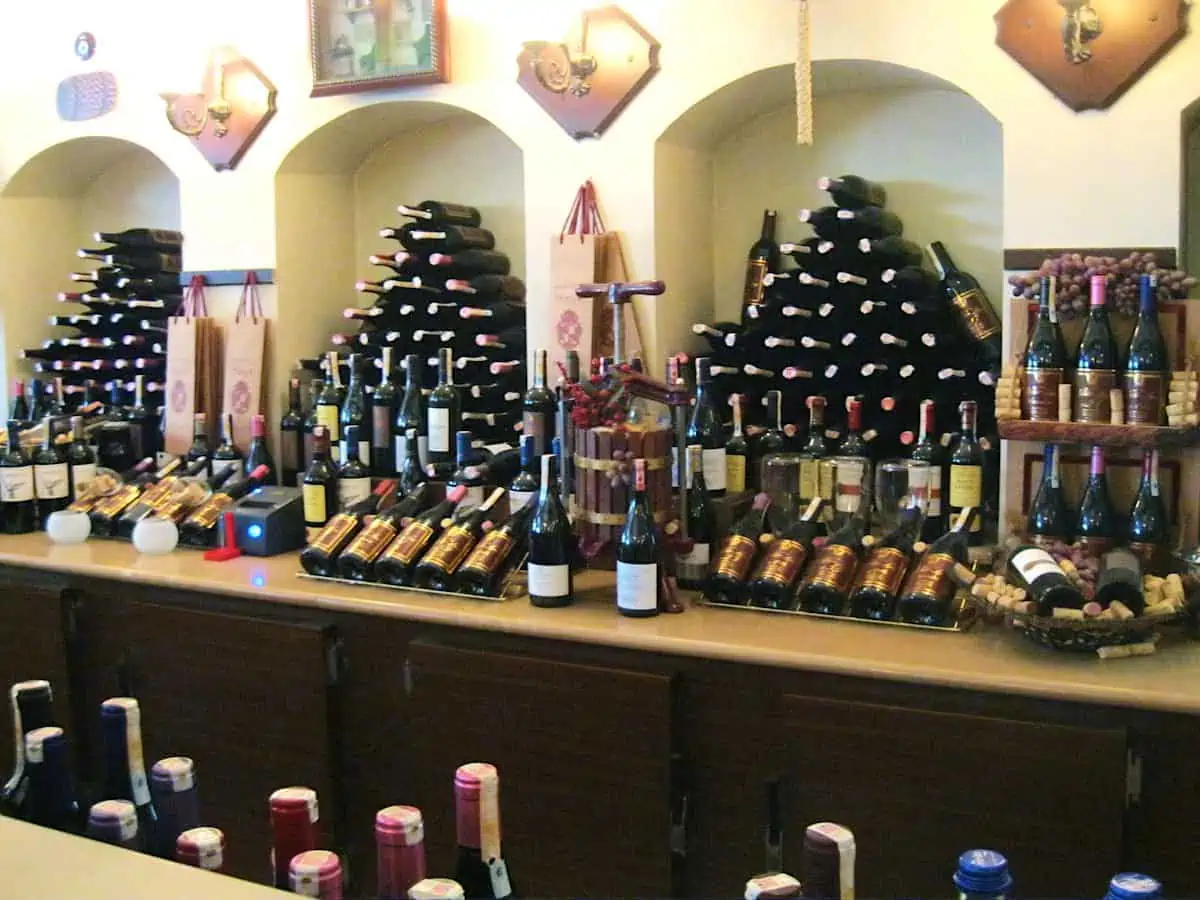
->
[574,424,672,545]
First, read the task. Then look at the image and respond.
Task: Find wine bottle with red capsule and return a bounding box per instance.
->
[269,786,320,889]
[376,805,428,900]
[176,826,225,872]
[454,763,514,900]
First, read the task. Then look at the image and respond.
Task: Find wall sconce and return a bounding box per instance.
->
[517,4,660,139]
[162,47,277,171]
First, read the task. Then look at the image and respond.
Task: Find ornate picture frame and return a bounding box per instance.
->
[308,0,448,97]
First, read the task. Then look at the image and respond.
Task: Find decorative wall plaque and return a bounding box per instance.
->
[995,0,1187,111]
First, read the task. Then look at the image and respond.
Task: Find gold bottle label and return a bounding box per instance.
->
[308,513,358,554]
[185,494,234,530]
[460,530,515,577]
[725,454,746,494]
[714,534,759,581]
[951,288,1001,342]
[342,518,400,565]
[1022,367,1063,421]
[753,538,808,587]
[900,551,956,602]
[743,259,767,306]
[949,466,983,533]
[803,543,858,594]
[382,520,436,565]
[1123,372,1165,425]
[419,525,475,573]
[798,459,819,501]
[1073,369,1116,423]
[853,546,910,595]
[91,484,140,518]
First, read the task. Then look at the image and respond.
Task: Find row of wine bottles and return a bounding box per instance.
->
[1023,273,1170,424]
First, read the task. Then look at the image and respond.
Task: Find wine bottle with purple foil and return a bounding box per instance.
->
[1073,275,1119,424]
[87,799,142,850]
[454,763,514,900]
[1077,445,1118,557]
[100,697,158,853]
[744,209,780,308]
[24,726,80,834]
[149,756,200,858]
[1127,449,1169,571]
[705,493,772,605]
[0,680,55,819]
[1124,273,1170,425]
[1026,443,1071,548]
[1022,276,1068,422]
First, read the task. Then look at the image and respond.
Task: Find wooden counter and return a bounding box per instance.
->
[0,534,1196,714]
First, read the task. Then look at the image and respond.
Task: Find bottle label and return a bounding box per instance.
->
[523,411,547,455]
[337,476,372,511]
[679,541,711,567]
[1022,367,1063,421]
[282,431,301,475]
[853,546,910,596]
[1123,372,1165,425]
[799,459,819,501]
[901,551,957,603]
[70,463,97,500]
[1009,547,1062,585]
[743,259,768,306]
[461,530,515,577]
[428,408,451,453]
[212,458,239,480]
[307,512,357,554]
[343,519,399,564]
[835,460,865,514]
[527,563,570,598]
[340,440,372,466]
[725,454,746,494]
[420,525,475,573]
[714,534,759,581]
[187,495,234,530]
[701,447,727,492]
[950,288,1001,341]
[509,489,536,511]
[907,464,942,517]
[418,435,430,467]
[1,466,34,503]
[818,460,835,504]
[303,483,328,532]
[617,561,658,611]
[123,706,150,805]
[755,538,808,587]
[671,446,679,489]
[457,484,485,513]
[34,462,69,500]
[383,520,436,565]
[949,465,982,532]
[316,405,340,457]
[1076,535,1114,558]
[395,434,410,473]
[372,408,392,450]
[804,543,858,594]
[1073,369,1116,423]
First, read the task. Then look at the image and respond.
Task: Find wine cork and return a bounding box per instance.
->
[1166,401,1194,417]
[1109,600,1135,620]
[1097,641,1158,660]
[1057,384,1073,422]
[1052,607,1084,620]
[1167,391,1196,404]
[1171,371,1199,381]
[1109,389,1125,424]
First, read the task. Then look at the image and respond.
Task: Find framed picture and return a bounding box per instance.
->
[309,0,448,97]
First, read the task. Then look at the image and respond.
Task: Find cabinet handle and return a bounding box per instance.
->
[1125,748,1143,808]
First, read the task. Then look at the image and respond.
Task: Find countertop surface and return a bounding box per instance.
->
[1,534,1199,715]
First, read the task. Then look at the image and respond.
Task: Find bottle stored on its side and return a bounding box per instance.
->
[800,822,856,900]
[149,756,200,859]
[86,799,141,850]
[819,173,886,209]
[269,786,321,889]
[1124,273,1169,425]
[302,481,398,577]
[677,445,716,591]
[706,493,772,604]
[280,377,306,488]
[725,393,749,494]
[145,465,236,526]
[1077,445,1117,557]
[617,458,661,618]
[0,680,55,818]
[333,483,430,581]
[454,763,515,900]
[744,209,780,308]
[1,420,36,534]
[375,485,469,587]
[88,457,187,535]
[303,425,339,542]
[100,697,158,853]
[952,850,1012,900]
[176,826,226,872]
[1127,449,1168,572]
[1096,548,1146,615]
[178,464,272,547]
[1074,275,1119,424]
[1022,276,1068,421]
[456,501,536,597]
[896,508,978,626]
[33,417,70,528]
[527,454,574,607]
[24,726,80,834]
[794,510,866,616]
[376,805,427,900]
[848,504,924,620]
[397,200,482,227]
[413,487,506,591]
[748,497,824,610]
[948,401,984,547]
[926,240,1002,371]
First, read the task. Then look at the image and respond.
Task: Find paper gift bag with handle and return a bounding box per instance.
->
[221,271,267,450]
[164,274,209,454]
[549,180,643,376]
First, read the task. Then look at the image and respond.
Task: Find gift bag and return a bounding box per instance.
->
[221,271,267,450]
[549,180,642,376]
[164,276,222,454]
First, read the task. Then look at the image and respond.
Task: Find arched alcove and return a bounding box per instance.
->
[654,59,1003,351]
[1181,96,1200,272]
[0,137,181,413]
[273,100,525,402]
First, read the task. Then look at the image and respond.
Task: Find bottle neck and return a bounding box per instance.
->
[928,241,954,278]
[1043,445,1058,485]
[768,393,782,431]
[917,400,934,444]
[438,352,453,386]
[1143,450,1158,486]
[760,210,776,240]
[731,396,743,437]
[380,350,393,385]
[533,350,547,388]
[809,399,825,429]
[846,401,862,434]
[1090,447,1105,479]
[288,381,302,411]
[405,357,421,391]
[960,405,977,439]
[539,455,555,502]
[1139,281,1158,317]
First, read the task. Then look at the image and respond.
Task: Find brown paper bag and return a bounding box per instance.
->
[164,275,207,454]
[221,272,267,449]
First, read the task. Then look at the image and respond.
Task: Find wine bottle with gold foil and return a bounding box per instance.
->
[847,504,923,620]
[298,480,397,576]
[1077,445,1117,558]
[705,493,772,605]
[1123,274,1169,425]
[456,501,535,597]
[88,457,189,535]
[375,485,470,587]
[748,497,824,610]
[725,394,748,494]
[1022,276,1067,421]
[1073,275,1119,423]
[896,507,977,626]
[414,487,506,591]
[332,483,431,581]
[152,466,236,524]
[178,464,272,547]
[794,509,866,616]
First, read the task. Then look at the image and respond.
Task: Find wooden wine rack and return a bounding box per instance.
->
[997,419,1200,449]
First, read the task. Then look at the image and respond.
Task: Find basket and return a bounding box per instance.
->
[573,424,671,545]
[1008,607,1174,653]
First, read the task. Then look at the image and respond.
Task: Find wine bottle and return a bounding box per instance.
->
[1006,543,1085,615]
[527,454,574,607]
[95,227,182,250]
[413,487,506,591]
[317,350,343,463]
[448,430,487,511]
[747,497,824,610]
[1023,443,1071,549]
[837,397,868,459]
[149,756,200,859]
[1022,276,1068,421]
[302,482,385,576]
[371,347,398,477]
[819,174,886,209]
[396,353,428,469]
[100,697,158,852]
[86,799,141,850]
[454,762,514,900]
[245,413,276,484]
[1095,548,1146,615]
[794,509,866,616]
[706,493,772,604]
[303,425,339,542]
[744,209,780,308]
[336,425,372,511]
[0,680,54,818]
[858,235,922,268]
[457,500,536,597]
[687,357,727,496]
[176,826,225,872]
[9,380,29,424]
[459,301,524,331]
[906,399,946,542]
[522,349,555,456]
[799,205,902,240]
[1,420,36,534]
[617,458,660,617]
[185,412,211,475]
[33,417,70,528]
[797,397,830,510]
[752,390,787,491]
[427,348,460,473]
[269,787,320,889]
[62,417,95,503]
[506,435,539,511]
[1103,873,1161,900]
[24,726,79,834]
[1073,275,1119,424]
[396,223,495,254]
[178,464,272,545]
[1124,273,1170,425]
[429,250,511,277]
[88,457,186,534]
[896,508,978,626]
[925,240,1003,371]
[376,805,428,900]
[302,378,323,473]
[948,401,984,547]
[397,200,482,227]
[395,426,427,496]
[211,412,244,480]
[1127,449,1168,570]
[375,485,469,586]
[340,353,371,465]
[677,445,715,591]
[332,483,432,581]
[725,394,748,494]
[411,879,467,900]
[848,504,924,620]
[1077,445,1117,557]
[801,822,856,900]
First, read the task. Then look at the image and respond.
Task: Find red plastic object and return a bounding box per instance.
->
[203,511,242,561]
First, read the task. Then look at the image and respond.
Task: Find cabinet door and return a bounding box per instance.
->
[75,593,338,882]
[781,694,1127,899]
[0,586,69,778]
[405,640,674,899]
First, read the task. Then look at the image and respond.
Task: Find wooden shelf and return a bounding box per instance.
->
[998,419,1200,448]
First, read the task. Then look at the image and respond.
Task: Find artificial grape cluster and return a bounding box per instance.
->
[608,449,633,488]
[1008,251,1197,319]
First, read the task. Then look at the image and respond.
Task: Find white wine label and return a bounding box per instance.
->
[123,704,151,805]
[679,542,711,566]
[509,489,536,511]
[70,463,97,500]
[1,466,34,502]
[527,563,569,598]
[1011,548,1062,585]
[701,447,727,491]
[34,463,69,500]
[395,435,410,472]
[617,561,658,611]
[907,464,942,516]
[457,484,485,512]
[428,408,451,453]
[835,460,864,513]
[489,858,512,899]
[337,476,372,511]
[949,464,983,532]
[341,440,371,463]
[418,435,430,467]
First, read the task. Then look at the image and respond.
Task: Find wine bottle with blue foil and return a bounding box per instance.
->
[100,697,158,853]
[1077,445,1118,558]
[1104,873,1161,900]
[24,726,80,833]
[0,680,55,818]
[1127,448,1168,571]
[1124,273,1170,425]
[149,757,200,859]
[1027,443,1071,548]
[952,849,1011,900]
[1022,276,1068,421]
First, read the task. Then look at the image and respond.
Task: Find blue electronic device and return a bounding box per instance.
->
[228,486,306,557]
